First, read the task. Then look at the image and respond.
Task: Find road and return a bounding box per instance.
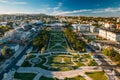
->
[93,53,120,80]
[77,32,120,79]
[0,32,38,80]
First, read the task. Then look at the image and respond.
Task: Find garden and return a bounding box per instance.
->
[21,53,98,71]
[14,72,36,80]
[85,71,108,80]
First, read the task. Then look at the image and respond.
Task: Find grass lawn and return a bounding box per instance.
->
[51,46,65,50]
[0,57,4,63]
[21,60,32,67]
[14,73,36,80]
[34,54,86,71]
[47,55,74,71]
[74,61,85,67]
[48,30,68,50]
[34,57,48,69]
[39,76,57,80]
[82,54,91,59]
[64,76,86,80]
[27,55,36,59]
[85,71,108,80]
[39,75,85,80]
[88,60,98,66]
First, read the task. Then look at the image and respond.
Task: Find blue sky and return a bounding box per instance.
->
[0,0,120,16]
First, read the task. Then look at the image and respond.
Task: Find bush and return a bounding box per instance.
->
[88,60,98,66]
[21,61,32,67]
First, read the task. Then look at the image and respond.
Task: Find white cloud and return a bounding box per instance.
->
[0,0,27,5]
[92,7,120,13]
[49,2,92,15]
[12,2,27,5]
[53,2,62,11]
[50,7,120,16]
[0,0,8,3]
[104,8,120,12]
[52,9,92,15]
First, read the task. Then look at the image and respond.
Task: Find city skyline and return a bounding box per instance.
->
[0,0,120,16]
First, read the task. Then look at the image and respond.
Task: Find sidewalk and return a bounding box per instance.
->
[0,46,25,72]
[101,54,116,65]
[17,66,102,80]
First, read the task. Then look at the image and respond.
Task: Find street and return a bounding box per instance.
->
[0,32,39,79]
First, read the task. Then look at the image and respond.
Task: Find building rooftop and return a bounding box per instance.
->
[5,42,18,47]
[100,28,120,34]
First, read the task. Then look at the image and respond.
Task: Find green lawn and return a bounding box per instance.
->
[88,60,98,66]
[74,61,85,67]
[82,54,91,59]
[47,55,74,71]
[39,76,57,80]
[48,30,68,50]
[0,57,4,63]
[14,73,36,80]
[39,75,85,80]
[34,54,86,71]
[85,71,108,80]
[34,57,48,69]
[64,75,86,80]
[21,60,32,67]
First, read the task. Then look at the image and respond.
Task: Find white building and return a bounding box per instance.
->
[0,22,8,26]
[4,30,16,39]
[104,22,110,28]
[90,26,98,33]
[20,31,31,41]
[99,28,120,42]
[78,24,90,31]
[45,23,66,27]
[72,24,98,33]
[99,29,107,39]
[6,43,19,52]
[72,24,90,32]
[117,18,120,22]
[104,22,116,29]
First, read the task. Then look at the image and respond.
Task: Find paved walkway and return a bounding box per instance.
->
[33,73,43,80]
[0,46,24,72]
[17,66,102,80]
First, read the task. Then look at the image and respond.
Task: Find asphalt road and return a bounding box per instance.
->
[94,53,120,80]
[0,32,39,80]
[0,41,32,79]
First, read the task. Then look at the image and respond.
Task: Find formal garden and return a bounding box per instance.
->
[14,73,36,80]
[14,71,108,80]
[85,71,108,80]
[21,53,98,71]
[46,30,70,52]
[13,27,106,80]
[14,72,86,80]
[14,70,108,80]
[39,75,85,80]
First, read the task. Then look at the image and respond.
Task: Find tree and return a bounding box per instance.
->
[33,30,48,49]
[53,77,58,80]
[102,48,109,56]
[113,54,120,62]
[6,48,13,57]
[1,46,13,58]
[41,47,45,55]
[26,53,31,59]
[102,47,117,60]
[64,77,68,80]
[1,46,7,57]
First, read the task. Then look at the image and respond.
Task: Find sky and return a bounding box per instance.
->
[0,0,120,16]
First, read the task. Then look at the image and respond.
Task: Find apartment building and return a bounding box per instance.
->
[99,28,120,42]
